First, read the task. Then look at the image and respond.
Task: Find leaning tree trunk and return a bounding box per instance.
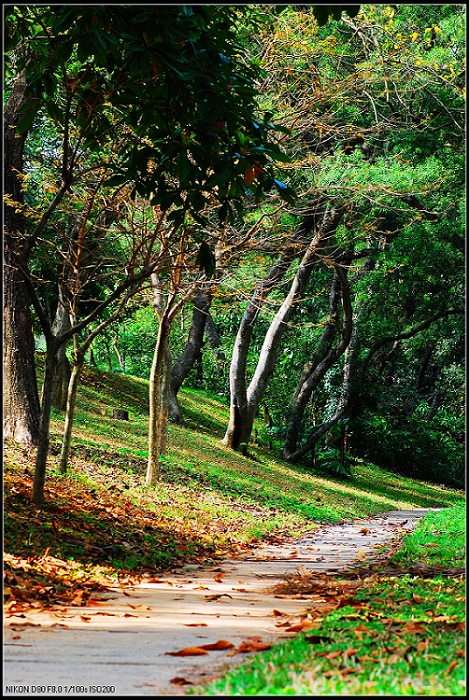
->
[283,265,353,459]
[285,255,376,465]
[222,207,323,450]
[169,284,212,423]
[3,72,41,446]
[223,202,344,452]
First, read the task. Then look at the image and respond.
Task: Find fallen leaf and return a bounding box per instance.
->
[165,646,209,657]
[284,621,314,633]
[317,650,342,659]
[214,573,224,583]
[272,609,287,617]
[184,623,208,627]
[228,640,272,655]
[444,660,458,677]
[403,621,426,634]
[199,640,235,651]
[412,593,422,604]
[193,585,209,590]
[344,648,359,658]
[170,677,192,685]
[80,616,91,622]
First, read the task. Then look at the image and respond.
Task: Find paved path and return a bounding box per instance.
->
[3,509,437,697]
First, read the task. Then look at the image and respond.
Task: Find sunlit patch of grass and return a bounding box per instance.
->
[391,502,466,568]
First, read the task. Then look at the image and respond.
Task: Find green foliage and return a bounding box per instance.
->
[351,410,464,489]
[5,5,296,223]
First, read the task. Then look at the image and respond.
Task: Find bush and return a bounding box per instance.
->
[349,412,464,488]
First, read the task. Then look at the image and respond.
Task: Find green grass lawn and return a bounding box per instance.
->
[4,364,466,694]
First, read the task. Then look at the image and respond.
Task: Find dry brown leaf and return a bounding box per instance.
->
[444,660,458,677]
[199,640,235,651]
[228,640,273,655]
[344,648,359,658]
[403,621,426,634]
[214,573,224,583]
[412,593,423,604]
[284,621,314,633]
[204,593,232,602]
[170,677,192,685]
[184,623,208,627]
[165,646,209,657]
[317,650,342,659]
[272,609,287,617]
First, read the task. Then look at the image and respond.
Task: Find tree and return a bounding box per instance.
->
[4,5,295,503]
[4,71,41,446]
[219,3,464,468]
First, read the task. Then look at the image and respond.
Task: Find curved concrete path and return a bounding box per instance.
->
[4,509,437,696]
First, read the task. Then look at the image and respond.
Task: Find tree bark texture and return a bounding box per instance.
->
[31,341,60,505]
[3,72,41,446]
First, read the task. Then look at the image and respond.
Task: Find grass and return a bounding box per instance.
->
[194,503,466,696]
[3,363,466,692]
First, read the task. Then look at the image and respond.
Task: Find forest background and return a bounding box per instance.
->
[4,4,465,508]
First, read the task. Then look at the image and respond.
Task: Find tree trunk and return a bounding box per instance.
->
[169,284,212,423]
[283,266,353,459]
[205,313,226,364]
[58,348,85,474]
[3,72,41,446]
[223,202,343,451]
[31,341,60,505]
[146,316,172,485]
[285,258,372,466]
[51,283,72,411]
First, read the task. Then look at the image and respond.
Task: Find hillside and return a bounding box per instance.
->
[4,365,463,594]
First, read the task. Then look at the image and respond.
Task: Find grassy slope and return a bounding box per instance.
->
[4,365,466,695]
[4,365,463,576]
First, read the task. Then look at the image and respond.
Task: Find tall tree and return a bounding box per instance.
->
[4,72,41,446]
[4,5,294,502]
